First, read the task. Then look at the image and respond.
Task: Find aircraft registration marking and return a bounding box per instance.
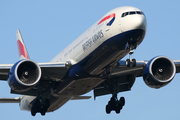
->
[82,30,104,52]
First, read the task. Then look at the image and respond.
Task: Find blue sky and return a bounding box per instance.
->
[0,0,180,119]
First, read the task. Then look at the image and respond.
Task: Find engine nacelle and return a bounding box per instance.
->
[8,59,41,92]
[143,56,176,89]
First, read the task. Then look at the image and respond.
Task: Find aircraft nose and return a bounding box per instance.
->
[132,15,147,31]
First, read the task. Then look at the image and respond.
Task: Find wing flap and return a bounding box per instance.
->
[94,73,136,98]
[71,96,91,100]
[94,82,131,98]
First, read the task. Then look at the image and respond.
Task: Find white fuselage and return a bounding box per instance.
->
[51,6,147,69]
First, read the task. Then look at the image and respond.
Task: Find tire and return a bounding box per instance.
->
[115,107,121,114]
[31,107,37,116]
[120,97,125,106]
[106,105,111,114]
[132,59,136,67]
[40,99,50,116]
[31,98,41,116]
[41,110,46,116]
[126,59,130,67]
[31,112,36,116]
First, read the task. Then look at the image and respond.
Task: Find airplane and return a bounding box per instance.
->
[0,6,180,116]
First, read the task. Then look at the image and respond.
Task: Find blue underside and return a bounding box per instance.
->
[68,29,145,78]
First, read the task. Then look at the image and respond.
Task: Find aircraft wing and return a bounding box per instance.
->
[0,64,13,81]
[0,62,69,81]
[110,60,147,77]
[0,96,22,103]
[93,59,180,98]
[111,59,180,78]
[173,60,180,73]
[38,62,69,81]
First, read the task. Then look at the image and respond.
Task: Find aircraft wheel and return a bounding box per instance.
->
[40,107,47,116]
[31,112,36,116]
[106,105,111,114]
[40,99,50,116]
[132,59,136,67]
[115,106,121,114]
[120,97,125,106]
[31,106,37,116]
[41,111,46,116]
[126,59,130,67]
[31,98,41,116]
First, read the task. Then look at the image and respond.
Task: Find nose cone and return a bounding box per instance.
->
[132,15,147,31]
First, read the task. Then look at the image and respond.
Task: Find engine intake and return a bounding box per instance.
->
[8,59,41,92]
[143,56,176,89]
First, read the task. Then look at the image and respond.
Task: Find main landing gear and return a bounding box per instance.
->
[104,78,126,114]
[31,97,50,116]
[106,94,125,114]
[126,50,136,67]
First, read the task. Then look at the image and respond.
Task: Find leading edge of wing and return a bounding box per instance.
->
[111,59,180,78]
[37,62,69,81]
[173,60,180,73]
[0,61,69,81]
[110,60,148,78]
[0,64,13,81]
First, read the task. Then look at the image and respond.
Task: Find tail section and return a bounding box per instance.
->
[16,30,30,59]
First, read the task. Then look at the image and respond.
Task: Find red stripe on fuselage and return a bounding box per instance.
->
[98,13,115,25]
[17,40,29,59]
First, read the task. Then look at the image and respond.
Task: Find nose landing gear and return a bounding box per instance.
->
[125,38,138,67]
[126,50,136,67]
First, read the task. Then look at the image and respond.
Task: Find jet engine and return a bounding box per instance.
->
[7,59,41,92]
[143,56,176,89]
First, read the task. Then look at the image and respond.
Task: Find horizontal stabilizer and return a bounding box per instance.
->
[0,97,22,103]
[71,96,91,100]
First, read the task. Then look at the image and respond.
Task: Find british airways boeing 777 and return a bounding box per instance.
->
[0,6,179,116]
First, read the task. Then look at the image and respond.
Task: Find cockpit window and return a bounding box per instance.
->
[125,12,129,16]
[121,11,144,17]
[129,11,136,15]
[136,11,141,15]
